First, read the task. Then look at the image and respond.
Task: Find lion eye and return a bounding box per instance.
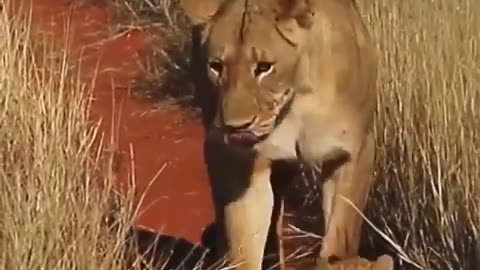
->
[254,61,274,77]
[208,61,223,76]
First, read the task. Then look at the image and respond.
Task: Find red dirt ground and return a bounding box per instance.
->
[24,0,213,244]
[22,0,321,268]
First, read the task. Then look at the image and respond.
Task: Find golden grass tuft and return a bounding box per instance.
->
[0,4,139,270]
[359,1,479,269]
[110,0,195,109]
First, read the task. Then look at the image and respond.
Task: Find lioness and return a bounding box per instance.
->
[182,0,379,269]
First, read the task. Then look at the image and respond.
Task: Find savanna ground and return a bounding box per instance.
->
[0,0,478,270]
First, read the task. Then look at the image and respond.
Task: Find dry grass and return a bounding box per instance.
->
[359,1,479,269]
[110,0,196,110]
[0,2,210,270]
[0,4,140,270]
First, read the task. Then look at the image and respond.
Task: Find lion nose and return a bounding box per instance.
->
[224,116,257,131]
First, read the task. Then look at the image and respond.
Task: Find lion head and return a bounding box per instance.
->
[183,0,315,147]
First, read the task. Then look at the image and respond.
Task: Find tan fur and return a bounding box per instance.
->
[182,0,382,269]
[316,255,394,270]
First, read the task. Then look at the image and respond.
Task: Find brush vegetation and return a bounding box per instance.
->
[361,1,479,269]
[0,5,140,270]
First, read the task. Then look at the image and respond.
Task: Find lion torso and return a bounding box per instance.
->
[250,0,378,164]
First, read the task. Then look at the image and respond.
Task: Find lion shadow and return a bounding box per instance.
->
[123,227,216,270]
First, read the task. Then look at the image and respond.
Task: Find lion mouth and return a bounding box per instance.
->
[220,90,295,149]
[224,131,268,148]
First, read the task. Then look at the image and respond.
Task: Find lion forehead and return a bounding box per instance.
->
[207,5,285,56]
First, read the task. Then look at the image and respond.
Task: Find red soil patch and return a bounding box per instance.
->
[24,0,214,244]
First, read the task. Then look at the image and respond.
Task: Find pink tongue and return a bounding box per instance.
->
[226,132,260,147]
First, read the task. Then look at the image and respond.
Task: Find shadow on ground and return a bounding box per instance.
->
[124,227,213,270]
[115,164,410,270]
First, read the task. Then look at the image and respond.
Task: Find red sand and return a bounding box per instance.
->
[25,0,214,244]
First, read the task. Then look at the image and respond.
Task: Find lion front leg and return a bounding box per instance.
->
[204,131,274,270]
[263,160,299,270]
[222,158,274,270]
[318,133,375,265]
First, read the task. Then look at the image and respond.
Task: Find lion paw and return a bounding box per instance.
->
[313,255,394,270]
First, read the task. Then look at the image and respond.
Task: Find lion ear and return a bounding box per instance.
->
[272,0,314,47]
[181,0,225,25]
[274,0,315,29]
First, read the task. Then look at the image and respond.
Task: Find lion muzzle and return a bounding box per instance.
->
[224,131,261,148]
